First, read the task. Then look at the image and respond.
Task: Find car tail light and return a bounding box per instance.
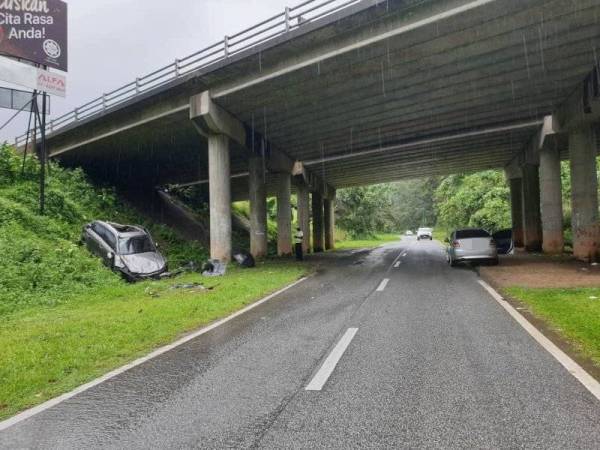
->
[452,240,460,248]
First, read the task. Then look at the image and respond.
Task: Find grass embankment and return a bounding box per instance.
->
[335,233,401,250]
[505,287,600,368]
[0,146,307,420]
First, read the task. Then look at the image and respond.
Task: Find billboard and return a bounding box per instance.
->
[0,0,68,72]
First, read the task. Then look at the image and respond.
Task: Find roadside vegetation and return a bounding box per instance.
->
[506,287,600,367]
[335,160,600,244]
[334,231,400,250]
[0,145,307,420]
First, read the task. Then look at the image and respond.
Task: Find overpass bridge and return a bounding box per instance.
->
[17,0,600,261]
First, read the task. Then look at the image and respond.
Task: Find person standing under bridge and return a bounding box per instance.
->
[294,227,304,261]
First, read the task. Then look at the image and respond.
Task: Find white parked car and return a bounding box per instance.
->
[405,230,414,236]
[417,227,433,240]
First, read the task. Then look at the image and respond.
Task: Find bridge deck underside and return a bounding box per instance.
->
[56,0,600,196]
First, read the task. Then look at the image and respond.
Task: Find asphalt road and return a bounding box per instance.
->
[2,238,600,449]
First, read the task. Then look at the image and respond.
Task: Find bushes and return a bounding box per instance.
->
[0,145,207,315]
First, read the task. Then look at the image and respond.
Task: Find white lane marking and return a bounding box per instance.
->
[478,280,600,402]
[401,252,408,257]
[376,278,390,292]
[0,277,310,432]
[306,328,358,391]
[394,262,401,268]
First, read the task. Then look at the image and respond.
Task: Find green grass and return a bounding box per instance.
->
[0,261,307,420]
[335,233,401,250]
[506,287,600,368]
[0,146,309,419]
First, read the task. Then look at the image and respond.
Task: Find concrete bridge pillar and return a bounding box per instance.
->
[248,156,267,259]
[276,173,293,256]
[539,145,564,254]
[208,134,232,262]
[312,191,325,253]
[324,192,336,251]
[569,125,599,261]
[296,181,311,254]
[506,169,524,248]
[521,164,543,252]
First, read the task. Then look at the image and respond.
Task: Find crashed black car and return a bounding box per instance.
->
[81,221,167,281]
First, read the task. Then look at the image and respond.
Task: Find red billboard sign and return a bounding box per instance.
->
[0,0,68,72]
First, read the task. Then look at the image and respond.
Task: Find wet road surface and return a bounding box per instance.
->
[1,238,599,449]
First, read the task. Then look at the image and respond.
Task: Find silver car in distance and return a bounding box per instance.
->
[446,228,498,267]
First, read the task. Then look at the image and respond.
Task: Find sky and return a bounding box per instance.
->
[0,0,291,143]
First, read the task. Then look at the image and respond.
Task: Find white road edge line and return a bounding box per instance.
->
[376,278,390,292]
[306,328,358,391]
[478,280,600,402]
[0,276,310,432]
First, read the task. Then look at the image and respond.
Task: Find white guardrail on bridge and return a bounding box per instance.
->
[15,0,364,146]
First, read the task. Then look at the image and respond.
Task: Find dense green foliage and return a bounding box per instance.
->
[0,145,207,316]
[336,170,512,238]
[434,170,511,233]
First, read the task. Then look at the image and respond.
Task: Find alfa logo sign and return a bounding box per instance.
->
[0,56,66,96]
[0,0,68,72]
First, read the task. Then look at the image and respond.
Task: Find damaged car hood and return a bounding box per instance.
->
[120,252,166,275]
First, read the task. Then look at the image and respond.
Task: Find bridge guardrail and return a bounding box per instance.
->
[15,0,363,147]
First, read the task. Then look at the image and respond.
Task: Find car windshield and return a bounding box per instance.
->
[419,228,432,233]
[456,229,490,239]
[118,236,155,255]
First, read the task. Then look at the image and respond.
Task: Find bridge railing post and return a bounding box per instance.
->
[102,94,107,111]
[175,59,180,76]
[135,78,141,94]
[285,7,291,31]
[74,108,79,121]
[224,36,230,58]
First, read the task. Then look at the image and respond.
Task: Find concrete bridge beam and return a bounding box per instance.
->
[569,125,599,261]
[312,191,324,253]
[248,156,267,259]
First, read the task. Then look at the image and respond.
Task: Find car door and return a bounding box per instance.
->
[492,229,513,255]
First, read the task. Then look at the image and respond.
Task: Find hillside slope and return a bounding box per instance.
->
[0,145,207,316]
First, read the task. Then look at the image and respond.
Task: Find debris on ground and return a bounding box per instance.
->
[202,259,227,277]
[169,282,212,292]
[144,286,161,298]
[233,251,255,268]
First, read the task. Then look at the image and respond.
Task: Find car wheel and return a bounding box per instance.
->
[489,258,499,266]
